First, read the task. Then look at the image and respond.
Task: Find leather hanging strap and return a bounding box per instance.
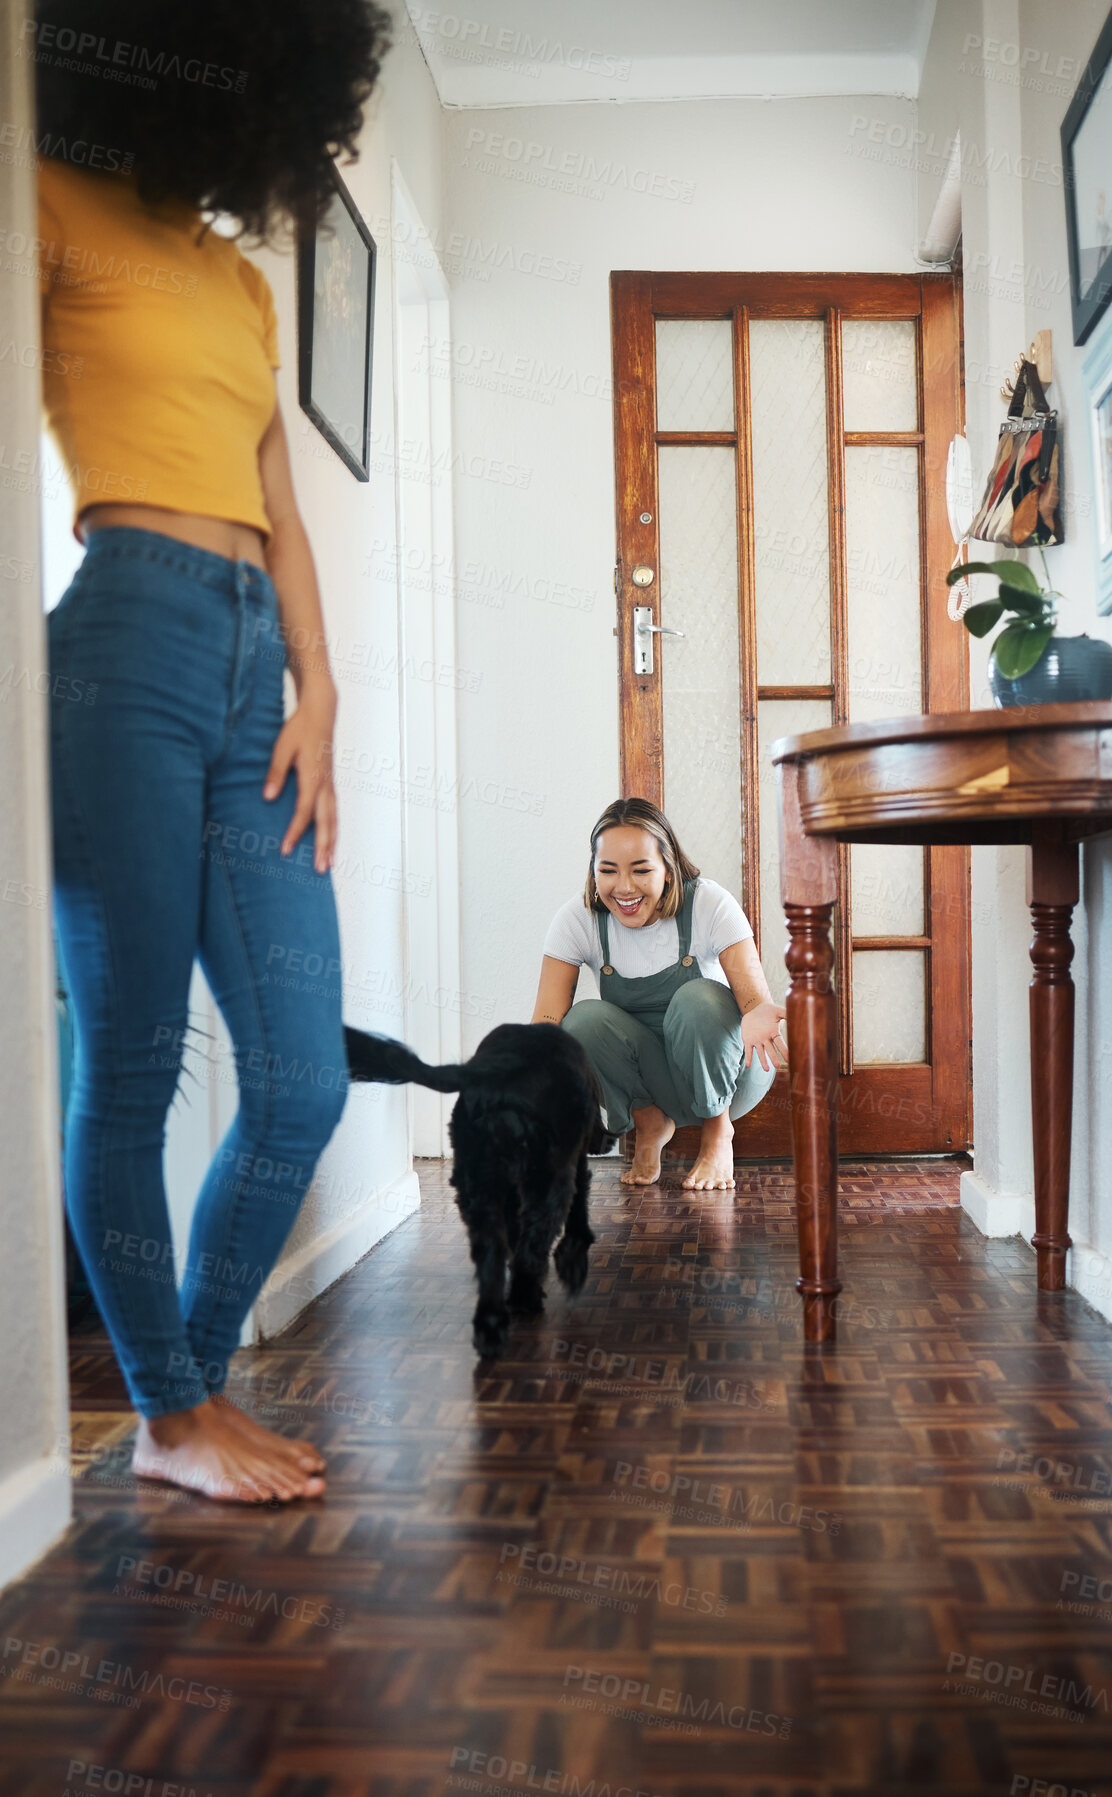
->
[1007,358,1051,419]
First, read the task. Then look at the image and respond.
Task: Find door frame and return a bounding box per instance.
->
[610,270,971,1157]
[390,162,462,1157]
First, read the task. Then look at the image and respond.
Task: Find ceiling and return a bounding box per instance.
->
[402,0,939,108]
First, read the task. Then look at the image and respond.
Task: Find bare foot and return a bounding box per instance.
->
[620,1104,676,1185]
[132,1400,326,1504]
[210,1393,326,1475]
[682,1112,736,1190]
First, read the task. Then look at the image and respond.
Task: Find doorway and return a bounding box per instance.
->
[610,271,970,1157]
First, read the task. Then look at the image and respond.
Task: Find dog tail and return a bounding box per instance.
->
[343,1025,467,1093]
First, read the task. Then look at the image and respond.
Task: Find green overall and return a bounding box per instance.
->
[561,879,777,1135]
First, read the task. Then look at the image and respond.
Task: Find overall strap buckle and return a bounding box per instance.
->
[677,880,697,960]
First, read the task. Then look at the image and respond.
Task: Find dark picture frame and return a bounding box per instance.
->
[296,160,376,479]
[1062,4,1112,345]
[1082,307,1112,612]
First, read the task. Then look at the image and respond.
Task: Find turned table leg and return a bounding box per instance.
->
[777,761,842,1343]
[785,903,842,1341]
[1027,833,1079,1291]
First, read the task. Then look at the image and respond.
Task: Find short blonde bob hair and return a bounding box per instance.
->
[583,797,700,921]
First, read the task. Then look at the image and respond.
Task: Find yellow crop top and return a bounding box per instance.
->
[37,156,281,544]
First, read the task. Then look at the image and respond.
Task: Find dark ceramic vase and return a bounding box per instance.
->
[989,633,1112,708]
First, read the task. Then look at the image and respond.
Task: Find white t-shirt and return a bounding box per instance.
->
[543,878,753,993]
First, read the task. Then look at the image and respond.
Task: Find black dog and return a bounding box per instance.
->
[344,1022,612,1359]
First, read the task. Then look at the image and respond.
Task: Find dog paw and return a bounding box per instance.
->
[554,1237,591,1295]
[472,1307,510,1360]
[507,1277,545,1317]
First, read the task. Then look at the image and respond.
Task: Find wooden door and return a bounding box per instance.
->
[610,271,970,1157]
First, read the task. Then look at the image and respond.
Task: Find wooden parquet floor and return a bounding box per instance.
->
[2,1156,1112,1797]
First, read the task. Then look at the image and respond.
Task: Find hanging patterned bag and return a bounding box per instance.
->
[968,360,1063,547]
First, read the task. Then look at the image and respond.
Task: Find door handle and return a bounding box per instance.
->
[633,605,684,675]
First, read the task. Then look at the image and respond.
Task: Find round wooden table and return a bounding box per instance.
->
[771,701,1112,1342]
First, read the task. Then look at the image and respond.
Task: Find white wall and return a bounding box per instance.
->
[918,0,1112,1308]
[442,96,922,1039]
[0,0,74,1586]
[389,164,463,1158]
[244,29,452,1329]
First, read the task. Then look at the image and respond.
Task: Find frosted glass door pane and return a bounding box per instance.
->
[749,319,831,687]
[851,843,924,936]
[852,952,926,1062]
[845,447,922,721]
[842,320,918,432]
[757,699,832,1004]
[656,321,734,432]
[659,447,742,897]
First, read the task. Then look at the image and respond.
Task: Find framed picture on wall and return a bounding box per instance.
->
[296,160,376,480]
[1062,5,1112,345]
[1083,307,1112,613]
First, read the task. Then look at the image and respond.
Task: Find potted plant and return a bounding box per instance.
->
[946,554,1112,706]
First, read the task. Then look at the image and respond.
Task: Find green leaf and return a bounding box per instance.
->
[991,621,1054,679]
[962,600,1005,638]
[950,559,1042,593]
[947,562,995,584]
[990,559,1042,593]
[996,582,1051,618]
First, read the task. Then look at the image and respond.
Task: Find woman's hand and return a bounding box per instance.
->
[741,1000,788,1073]
[263,676,338,874]
[257,399,340,876]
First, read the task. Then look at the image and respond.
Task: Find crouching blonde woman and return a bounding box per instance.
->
[531,799,787,1190]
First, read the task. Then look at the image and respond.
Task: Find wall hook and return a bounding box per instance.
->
[1001,328,1053,401]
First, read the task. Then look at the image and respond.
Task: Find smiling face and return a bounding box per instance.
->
[592,825,670,928]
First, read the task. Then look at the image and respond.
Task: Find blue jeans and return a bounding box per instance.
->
[48,526,348,1418]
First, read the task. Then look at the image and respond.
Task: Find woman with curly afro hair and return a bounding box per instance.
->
[36,0,391,1504]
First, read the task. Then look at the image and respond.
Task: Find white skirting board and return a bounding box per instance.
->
[959,1169,1036,1241]
[1065,1240,1112,1327]
[249,1171,421,1342]
[960,1170,1112,1325]
[0,1455,71,1594]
